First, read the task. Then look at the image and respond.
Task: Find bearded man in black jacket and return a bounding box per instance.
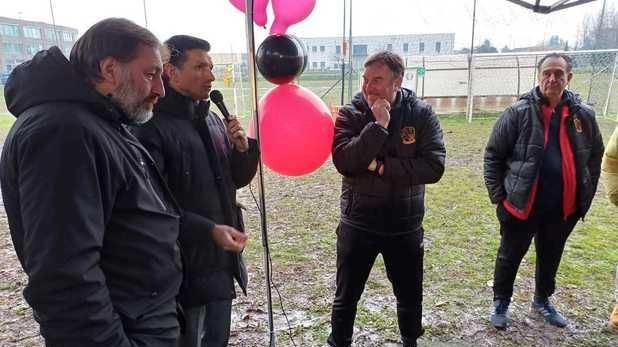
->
[327,51,445,347]
[132,35,258,347]
[0,18,242,347]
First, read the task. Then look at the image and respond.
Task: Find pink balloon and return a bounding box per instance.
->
[248,84,334,176]
[270,0,316,34]
[228,0,269,27]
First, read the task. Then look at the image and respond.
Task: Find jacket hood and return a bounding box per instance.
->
[4,46,121,120]
[351,87,418,111]
[519,86,582,108]
[154,80,211,120]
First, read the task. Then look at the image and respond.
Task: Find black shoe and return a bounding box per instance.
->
[326,333,351,347]
[531,297,567,327]
[402,327,423,347]
[491,299,510,329]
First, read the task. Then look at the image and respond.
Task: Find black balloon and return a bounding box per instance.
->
[256,34,307,85]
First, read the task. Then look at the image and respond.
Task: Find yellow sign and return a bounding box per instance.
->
[223,65,234,87]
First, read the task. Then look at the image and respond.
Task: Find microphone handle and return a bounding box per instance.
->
[215,101,231,121]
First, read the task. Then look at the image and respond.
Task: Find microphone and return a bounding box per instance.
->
[209,90,231,121]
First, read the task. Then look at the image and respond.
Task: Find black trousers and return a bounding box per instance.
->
[493,206,579,301]
[328,223,424,347]
[178,299,232,347]
[120,298,180,347]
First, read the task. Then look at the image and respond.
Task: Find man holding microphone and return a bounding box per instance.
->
[132,35,258,347]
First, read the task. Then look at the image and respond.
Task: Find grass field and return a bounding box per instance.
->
[226,115,618,346]
[0,87,617,346]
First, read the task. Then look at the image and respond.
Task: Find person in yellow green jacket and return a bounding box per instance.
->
[601,125,618,330]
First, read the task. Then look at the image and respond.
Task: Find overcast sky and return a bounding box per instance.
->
[0,0,614,52]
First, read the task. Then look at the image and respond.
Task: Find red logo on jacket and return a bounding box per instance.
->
[401,126,416,144]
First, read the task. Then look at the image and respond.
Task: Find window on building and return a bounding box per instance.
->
[1,24,20,37]
[419,42,425,53]
[387,44,392,51]
[335,45,341,55]
[435,42,441,53]
[320,62,325,69]
[62,31,73,42]
[312,46,317,52]
[312,62,317,69]
[334,63,339,69]
[403,43,409,52]
[320,45,325,52]
[23,26,42,39]
[3,43,23,54]
[26,44,44,55]
[45,29,57,41]
[352,44,367,56]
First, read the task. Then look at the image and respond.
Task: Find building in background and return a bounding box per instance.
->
[300,33,455,72]
[0,16,78,77]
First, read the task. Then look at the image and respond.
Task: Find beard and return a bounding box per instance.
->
[110,68,155,125]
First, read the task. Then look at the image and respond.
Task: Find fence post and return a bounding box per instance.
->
[587,61,596,104]
[533,55,538,90]
[515,56,521,97]
[466,54,474,123]
[421,55,426,99]
[603,52,617,117]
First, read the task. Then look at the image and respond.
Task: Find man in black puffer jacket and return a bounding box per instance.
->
[1,18,186,347]
[132,35,258,347]
[327,51,445,347]
[484,53,604,330]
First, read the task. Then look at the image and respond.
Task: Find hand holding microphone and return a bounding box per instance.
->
[209,90,249,152]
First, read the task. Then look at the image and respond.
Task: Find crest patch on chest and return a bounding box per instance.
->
[573,117,583,133]
[401,126,416,144]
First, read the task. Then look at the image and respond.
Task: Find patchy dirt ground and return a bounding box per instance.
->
[1,117,617,346]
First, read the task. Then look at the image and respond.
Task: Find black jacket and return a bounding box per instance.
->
[0,47,182,347]
[332,88,445,233]
[484,87,604,218]
[132,83,259,307]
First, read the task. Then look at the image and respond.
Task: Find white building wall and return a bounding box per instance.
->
[300,33,455,71]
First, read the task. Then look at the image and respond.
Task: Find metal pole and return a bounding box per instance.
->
[244,1,275,346]
[142,0,149,28]
[421,55,426,99]
[237,55,246,115]
[466,0,477,122]
[347,0,354,101]
[533,55,538,89]
[340,0,346,105]
[515,57,521,97]
[603,52,617,117]
[587,65,594,104]
[48,0,59,46]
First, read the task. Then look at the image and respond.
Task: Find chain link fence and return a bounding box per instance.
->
[395,49,618,119]
[215,49,618,122]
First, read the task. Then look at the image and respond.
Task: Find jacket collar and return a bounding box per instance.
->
[154,80,211,120]
[531,86,574,109]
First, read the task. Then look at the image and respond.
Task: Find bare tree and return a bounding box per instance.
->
[577,5,618,49]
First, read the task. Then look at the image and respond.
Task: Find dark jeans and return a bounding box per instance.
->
[328,223,424,347]
[178,300,232,347]
[493,207,579,301]
[120,298,180,347]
